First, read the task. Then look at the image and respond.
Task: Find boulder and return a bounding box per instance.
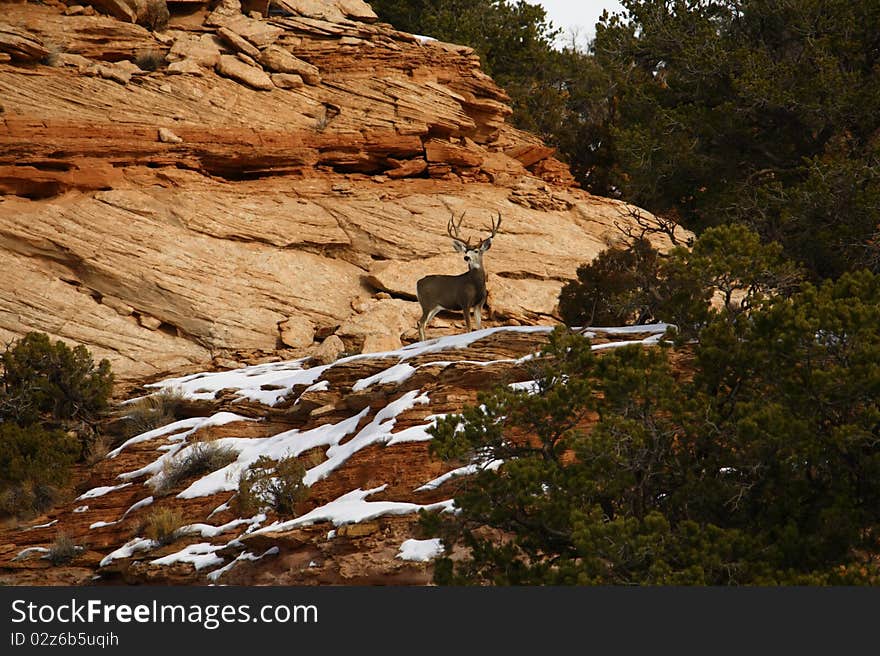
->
[279,316,316,349]
[258,46,321,84]
[216,55,273,91]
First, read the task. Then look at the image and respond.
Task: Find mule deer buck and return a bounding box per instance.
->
[416,211,502,342]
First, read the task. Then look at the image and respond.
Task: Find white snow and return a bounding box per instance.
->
[99,538,157,567]
[25,519,58,530]
[179,515,264,538]
[94,324,670,575]
[415,459,504,491]
[73,505,89,513]
[146,359,327,405]
[303,390,430,485]
[396,538,444,562]
[150,542,225,570]
[13,547,49,561]
[352,362,417,391]
[90,520,118,529]
[509,380,540,394]
[121,496,154,518]
[75,483,133,501]
[108,412,254,459]
[386,414,445,445]
[206,547,278,583]
[254,485,455,534]
[174,411,367,499]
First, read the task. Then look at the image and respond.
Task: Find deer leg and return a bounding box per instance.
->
[463,306,472,333]
[474,303,483,330]
[419,306,442,342]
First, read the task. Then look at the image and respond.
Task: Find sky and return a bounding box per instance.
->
[534,0,627,45]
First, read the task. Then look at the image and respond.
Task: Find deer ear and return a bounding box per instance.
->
[452,240,467,253]
[479,238,492,252]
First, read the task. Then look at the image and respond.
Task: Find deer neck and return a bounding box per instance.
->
[465,262,487,286]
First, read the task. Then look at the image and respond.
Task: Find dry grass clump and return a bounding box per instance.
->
[151,441,238,496]
[142,507,185,546]
[122,387,187,438]
[46,532,79,565]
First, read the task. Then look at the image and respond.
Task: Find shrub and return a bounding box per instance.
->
[151,441,238,496]
[0,422,79,518]
[0,480,62,519]
[558,237,663,326]
[236,455,308,517]
[142,507,184,545]
[0,332,113,427]
[46,533,79,565]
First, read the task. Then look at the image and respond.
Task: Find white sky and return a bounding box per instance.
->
[534,0,627,44]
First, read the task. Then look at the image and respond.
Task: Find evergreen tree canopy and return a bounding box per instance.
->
[425,269,880,584]
[592,0,880,277]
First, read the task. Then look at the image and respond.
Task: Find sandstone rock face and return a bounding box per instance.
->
[0,2,685,383]
[0,23,49,62]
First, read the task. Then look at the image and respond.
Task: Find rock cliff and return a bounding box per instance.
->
[0,325,669,585]
[0,0,678,384]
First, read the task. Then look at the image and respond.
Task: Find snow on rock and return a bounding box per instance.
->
[108,412,254,459]
[206,547,279,583]
[175,411,368,499]
[121,496,154,518]
[13,547,49,561]
[75,483,131,501]
[415,459,503,491]
[100,538,158,567]
[150,543,225,570]
[146,359,326,405]
[396,538,444,562]
[303,390,430,485]
[255,485,455,533]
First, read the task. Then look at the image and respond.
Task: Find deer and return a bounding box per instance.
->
[416,211,502,342]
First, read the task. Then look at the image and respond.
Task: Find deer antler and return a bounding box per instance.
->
[447,211,471,247]
[480,211,501,247]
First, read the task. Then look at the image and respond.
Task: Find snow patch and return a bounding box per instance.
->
[254,485,455,533]
[396,538,444,562]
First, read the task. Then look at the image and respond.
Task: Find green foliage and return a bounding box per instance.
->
[0,422,79,518]
[0,333,113,517]
[558,237,664,326]
[591,0,880,277]
[236,455,309,517]
[0,332,113,427]
[372,1,880,278]
[426,270,880,584]
[558,225,801,337]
